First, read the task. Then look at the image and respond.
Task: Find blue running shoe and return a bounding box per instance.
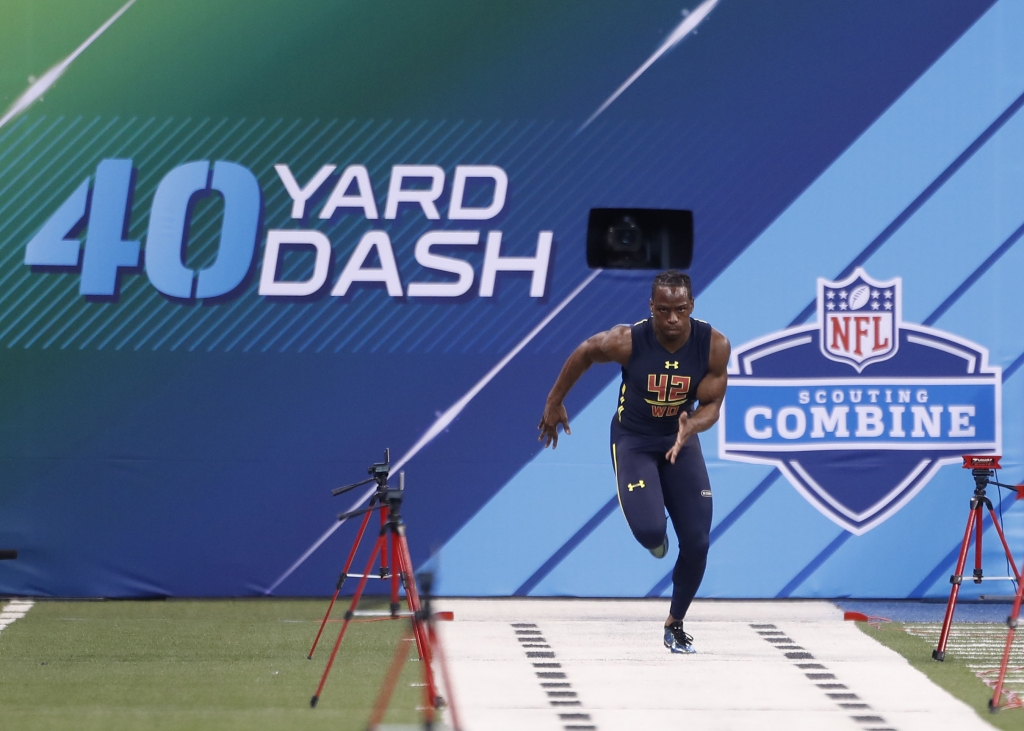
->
[649,535,669,559]
[664,621,696,654]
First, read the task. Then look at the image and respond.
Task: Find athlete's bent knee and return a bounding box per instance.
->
[630,518,667,550]
[676,531,710,557]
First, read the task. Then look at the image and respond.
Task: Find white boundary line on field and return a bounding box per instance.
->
[0,600,35,634]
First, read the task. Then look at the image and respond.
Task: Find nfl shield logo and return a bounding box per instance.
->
[819,269,900,372]
[719,268,1001,534]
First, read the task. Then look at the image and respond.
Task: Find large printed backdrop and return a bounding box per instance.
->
[1,0,1020,599]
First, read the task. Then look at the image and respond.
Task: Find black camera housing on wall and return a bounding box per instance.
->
[586,208,693,270]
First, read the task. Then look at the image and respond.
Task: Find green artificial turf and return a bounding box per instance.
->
[855,620,1023,730]
[0,598,428,731]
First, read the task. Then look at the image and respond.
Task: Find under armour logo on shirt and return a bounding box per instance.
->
[665,361,679,369]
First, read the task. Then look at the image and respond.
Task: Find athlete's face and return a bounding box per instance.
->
[650,286,693,340]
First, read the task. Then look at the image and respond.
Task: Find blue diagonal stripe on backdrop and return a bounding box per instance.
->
[1003,350,1024,382]
[789,85,1024,327]
[923,218,1024,327]
[775,533,852,598]
[514,496,619,596]
[909,488,1020,598]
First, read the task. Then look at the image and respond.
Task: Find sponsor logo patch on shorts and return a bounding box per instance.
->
[701,489,712,498]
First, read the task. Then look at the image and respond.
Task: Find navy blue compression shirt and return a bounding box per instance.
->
[616,317,712,436]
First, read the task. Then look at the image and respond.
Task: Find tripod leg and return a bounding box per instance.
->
[429,622,462,731]
[380,506,390,577]
[935,506,978,660]
[974,508,985,582]
[311,533,385,708]
[394,532,440,706]
[309,503,379,659]
[390,530,401,617]
[365,628,415,730]
[988,507,1022,582]
[395,534,429,662]
[990,572,1024,712]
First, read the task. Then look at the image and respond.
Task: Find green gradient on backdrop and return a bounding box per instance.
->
[0,0,681,120]
[0,0,127,108]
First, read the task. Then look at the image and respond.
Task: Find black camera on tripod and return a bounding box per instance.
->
[369,449,391,478]
[331,449,405,522]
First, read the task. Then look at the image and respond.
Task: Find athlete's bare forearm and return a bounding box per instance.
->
[546,347,596,405]
[539,326,631,448]
[546,326,630,405]
[685,398,722,435]
[666,329,730,463]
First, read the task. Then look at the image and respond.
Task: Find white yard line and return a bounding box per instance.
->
[435,599,995,731]
[0,600,34,633]
[904,624,1024,706]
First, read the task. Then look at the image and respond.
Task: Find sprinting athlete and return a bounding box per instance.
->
[538,270,730,653]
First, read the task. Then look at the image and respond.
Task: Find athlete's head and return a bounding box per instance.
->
[650,270,693,340]
[651,270,692,300]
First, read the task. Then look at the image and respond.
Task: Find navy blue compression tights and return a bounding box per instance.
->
[610,417,713,620]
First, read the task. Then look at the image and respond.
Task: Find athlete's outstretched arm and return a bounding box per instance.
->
[538,326,631,448]
[666,328,730,463]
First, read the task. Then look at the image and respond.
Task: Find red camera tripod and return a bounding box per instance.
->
[307,450,457,726]
[933,456,1021,663]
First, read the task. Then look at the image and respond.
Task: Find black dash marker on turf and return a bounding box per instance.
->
[756,627,894,731]
[517,624,597,730]
[512,623,538,628]
[750,623,777,629]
